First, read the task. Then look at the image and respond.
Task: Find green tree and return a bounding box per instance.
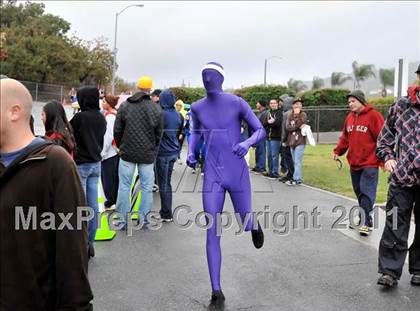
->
[77,37,114,86]
[112,76,135,94]
[287,78,307,94]
[312,76,324,90]
[169,87,206,103]
[0,1,113,86]
[352,61,376,89]
[379,68,394,97]
[234,84,290,108]
[331,72,352,88]
[0,31,6,60]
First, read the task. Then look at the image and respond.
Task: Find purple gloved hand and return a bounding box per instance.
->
[232,141,250,158]
[186,153,197,168]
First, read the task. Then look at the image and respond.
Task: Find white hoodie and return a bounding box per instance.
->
[101,112,118,160]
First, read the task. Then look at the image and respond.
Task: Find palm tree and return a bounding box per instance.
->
[312,76,324,90]
[352,61,376,89]
[379,68,394,97]
[331,72,352,88]
[287,78,307,94]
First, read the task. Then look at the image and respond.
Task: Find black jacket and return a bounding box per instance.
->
[262,108,283,140]
[0,141,93,310]
[114,91,163,164]
[70,86,106,164]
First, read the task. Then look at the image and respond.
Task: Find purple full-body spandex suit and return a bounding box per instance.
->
[187,62,266,292]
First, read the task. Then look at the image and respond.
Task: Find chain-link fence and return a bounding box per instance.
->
[18,79,392,143]
[303,105,390,143]
[19,80,68,103]
[252,105,391,143]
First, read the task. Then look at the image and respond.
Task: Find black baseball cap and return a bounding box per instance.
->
[151,89,162,97]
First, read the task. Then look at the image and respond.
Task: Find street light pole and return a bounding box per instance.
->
[111,13,119,94]
[111,4,144,94]
[264,59,267,86]
[263,56,282,86]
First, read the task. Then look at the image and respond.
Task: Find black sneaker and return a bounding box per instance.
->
[377,274,397,287]
[210,290,225,306]
[264,173,277,180]
[88,243,95,258]
[251,222,264,249]
[411,274,420,286]
[278,176,288,182]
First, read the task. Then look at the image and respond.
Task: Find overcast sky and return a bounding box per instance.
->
[41,1,420,89]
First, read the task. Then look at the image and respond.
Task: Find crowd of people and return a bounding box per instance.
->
[0,63,419,309]
[250,95,311,185]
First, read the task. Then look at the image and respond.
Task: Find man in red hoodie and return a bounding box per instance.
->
[333,90,384,236]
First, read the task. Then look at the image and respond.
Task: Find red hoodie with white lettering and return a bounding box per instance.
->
[334,105,384,170]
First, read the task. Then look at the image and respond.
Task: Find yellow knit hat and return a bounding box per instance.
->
[137,76,153,89]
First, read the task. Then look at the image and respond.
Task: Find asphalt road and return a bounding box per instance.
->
[31,102,417,310]
[88,162,419,311]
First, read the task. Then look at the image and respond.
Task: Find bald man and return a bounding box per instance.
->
[0,79,93,310]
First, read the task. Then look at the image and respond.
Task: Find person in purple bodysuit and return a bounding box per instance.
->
[187,62,266,306]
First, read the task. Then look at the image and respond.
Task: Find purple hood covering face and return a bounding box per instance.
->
[202,62,224,96]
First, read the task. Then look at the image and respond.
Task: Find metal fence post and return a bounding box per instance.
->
[35,83,38,102]
[60,85,63,103]
[316,108,320,143]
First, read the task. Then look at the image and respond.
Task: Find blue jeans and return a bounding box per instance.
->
[156,154,178,219]
[255,139,266,171]
[266,140,281,176]
[78,162,101,244]
[290,144,305,183]
[116,159,154,225]
[350,167,379,226]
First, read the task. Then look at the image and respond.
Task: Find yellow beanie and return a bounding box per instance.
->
[175,99,184,107]
[137,76,153,89]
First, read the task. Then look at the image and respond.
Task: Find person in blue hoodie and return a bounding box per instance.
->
[156,89,183,221]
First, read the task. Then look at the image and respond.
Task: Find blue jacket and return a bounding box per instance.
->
[158,90,182,157]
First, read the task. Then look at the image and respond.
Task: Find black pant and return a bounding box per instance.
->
[280,145,294,180]
[156,154,177,219]
[101,155,119,207]
[378,184,420,279]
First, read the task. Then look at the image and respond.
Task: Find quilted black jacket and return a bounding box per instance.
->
[114,92,163,164]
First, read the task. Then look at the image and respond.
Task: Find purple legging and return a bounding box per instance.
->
[187,63,266,291]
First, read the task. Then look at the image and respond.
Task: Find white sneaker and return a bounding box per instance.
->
[358,225,371,236]
[285,180,297,186]
[105,204,116,211]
